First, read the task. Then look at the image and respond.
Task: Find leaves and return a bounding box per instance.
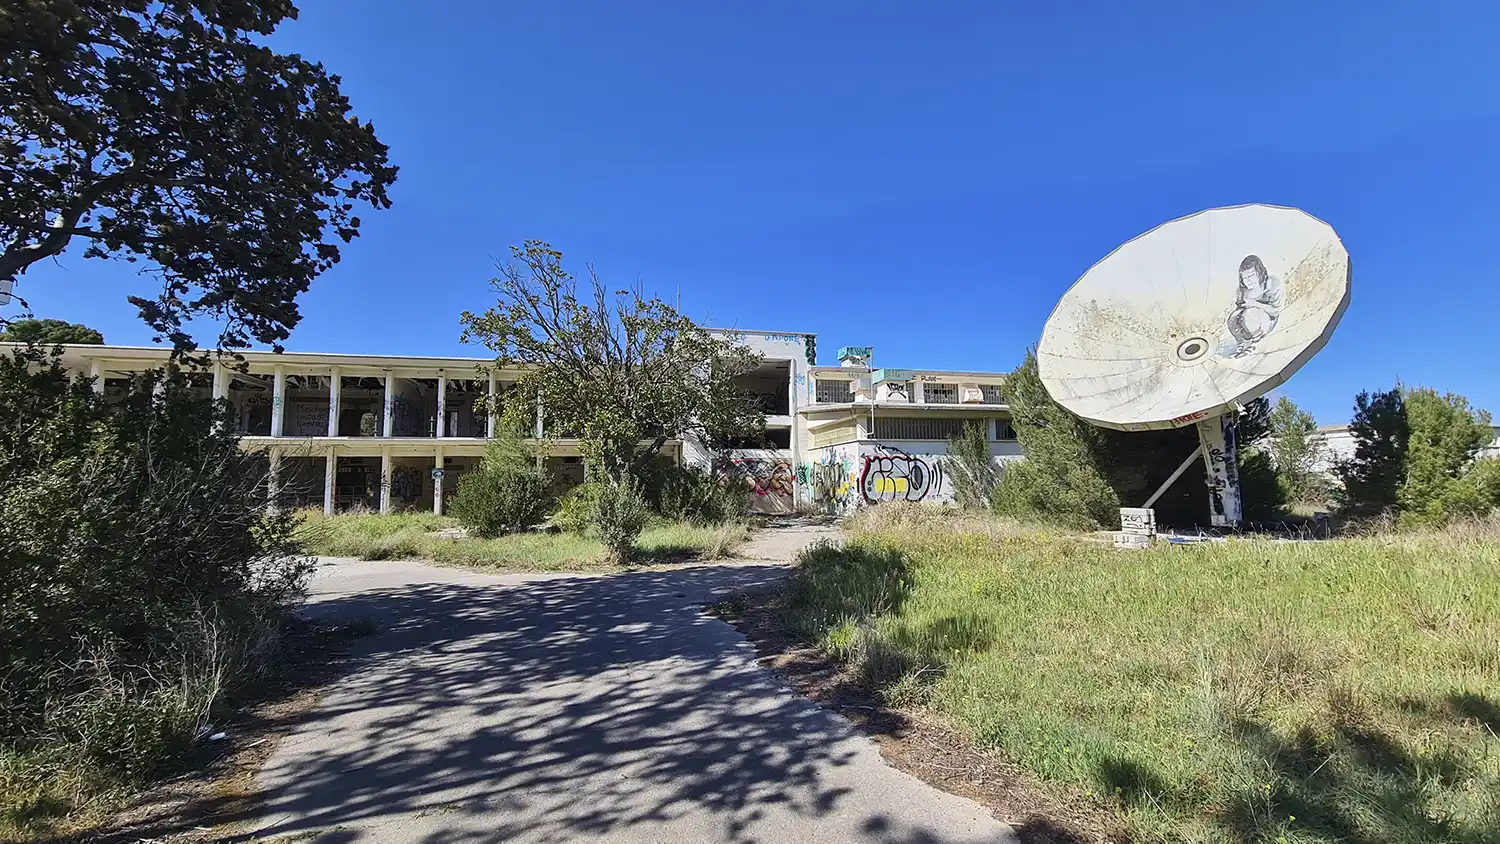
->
[460,241,764,485]
[0,317,103,344]
[1,0,397,353]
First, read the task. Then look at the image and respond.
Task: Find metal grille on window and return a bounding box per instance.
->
[981,385,1005,404]
[994,419,1017,440]
[873,416,976,440]
[924,383,958,404]
[815,379,853,403]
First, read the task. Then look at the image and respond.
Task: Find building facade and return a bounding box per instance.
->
[31,331,1016,515]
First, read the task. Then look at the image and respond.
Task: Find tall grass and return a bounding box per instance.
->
[1,611,285,838]
[297,509,750,570]
[782,503,1500,843]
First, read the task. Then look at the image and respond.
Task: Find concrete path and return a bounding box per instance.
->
[248,524,1017,843]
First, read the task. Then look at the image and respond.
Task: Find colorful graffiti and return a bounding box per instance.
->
[860,447,944,504]
[800,452,855,509]
[731,457,794,499]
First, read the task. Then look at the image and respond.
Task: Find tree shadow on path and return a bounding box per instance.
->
[235,562,1015,843]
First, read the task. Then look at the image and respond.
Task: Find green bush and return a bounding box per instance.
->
[594,480,650,564]
[450,468,548,537]
[648,463,742,524]
[0,346,309,827]
[943,422,1000,510]
[990,351,1120,528]
[449,419,549,537]
[552,482,602,533]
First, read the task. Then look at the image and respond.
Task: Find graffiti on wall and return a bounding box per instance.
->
[799,451,855,509]
[390,466,423,504]
[730,457,794,499]
[860,445,945,504]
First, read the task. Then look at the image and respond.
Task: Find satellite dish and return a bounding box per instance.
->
[1038,204,1351,528]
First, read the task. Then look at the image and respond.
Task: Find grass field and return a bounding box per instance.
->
[780,505,1500,843]
[297,510,750,570]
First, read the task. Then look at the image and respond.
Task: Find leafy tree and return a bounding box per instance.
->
[2,1,397,352]
[460,242,764,487]
[991,350,1119,528]
[944,421,999,510]
[1335,387,1408,519]
[1399,387,1496,526]
[0,317,103,344]
[1267,396,1329,505]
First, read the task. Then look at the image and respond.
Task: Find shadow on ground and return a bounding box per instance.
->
[217,561,1013,843]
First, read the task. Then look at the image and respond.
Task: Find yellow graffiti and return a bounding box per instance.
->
[873,477,908,495]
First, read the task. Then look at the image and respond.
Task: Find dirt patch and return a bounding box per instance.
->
[45,619,371,844]
[713,598,1130,844]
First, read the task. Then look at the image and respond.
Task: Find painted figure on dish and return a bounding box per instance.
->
[1224,254,1283,358]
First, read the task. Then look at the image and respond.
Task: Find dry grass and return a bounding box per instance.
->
[296,509,751,570]
[781,503,1500,843]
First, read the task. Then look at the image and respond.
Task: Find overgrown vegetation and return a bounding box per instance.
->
[1336,384,1500,527]
[459,241,765,554]
[593,480,653,564]
[0,347,310,836]
[942,421,1000,510]
[299,509,748,569]
[449,419,549,537]
[1267,396,1330,508]
[779,505,1500,843]
[991,351,1120,528]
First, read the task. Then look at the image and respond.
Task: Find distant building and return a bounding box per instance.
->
[23,332,1015,515]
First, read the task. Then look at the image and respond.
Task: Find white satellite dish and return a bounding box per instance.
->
[1038,204,1351,528]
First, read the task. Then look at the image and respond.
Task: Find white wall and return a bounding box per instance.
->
[801,439,1023,512]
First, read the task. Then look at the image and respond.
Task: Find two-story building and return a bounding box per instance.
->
[28,331,1017,515]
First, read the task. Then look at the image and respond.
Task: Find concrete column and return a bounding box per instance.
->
[210,363,229,432]
[268,448,281,513]
[534,396,544,439]
[913,379,925,405]
[211,362,227,400]
[436,372,447,438]
[486,371,497,438]
[382,371,395,438]
[380,447,392,514]
[327,367,341,437]
[88,360,105,394]
[271,365,286,438]
[323,447,337,515]
[433,446,444,515]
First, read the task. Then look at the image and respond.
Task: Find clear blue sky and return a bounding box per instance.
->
[16,1,1500,425]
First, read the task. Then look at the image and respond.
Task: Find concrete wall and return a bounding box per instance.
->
[801,439,1023,512]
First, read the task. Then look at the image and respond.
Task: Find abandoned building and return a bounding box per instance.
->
[30,330,1018,514]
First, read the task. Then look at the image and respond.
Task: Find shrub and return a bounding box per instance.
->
[990,351,1120,528]
[647,463,742,524]
[594,480,650,564]
[0,346,309,826]
[552,482,602,534]
[943,422,999,510]
[450,468,548,537]
[449,420,548,537]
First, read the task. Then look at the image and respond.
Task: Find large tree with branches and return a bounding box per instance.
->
[1,0,397,351]
[460,241,765,486]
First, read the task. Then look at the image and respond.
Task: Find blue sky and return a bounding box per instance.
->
[15,1,1500,424]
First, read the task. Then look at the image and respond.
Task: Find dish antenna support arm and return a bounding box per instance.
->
[1139,414,1243,528]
